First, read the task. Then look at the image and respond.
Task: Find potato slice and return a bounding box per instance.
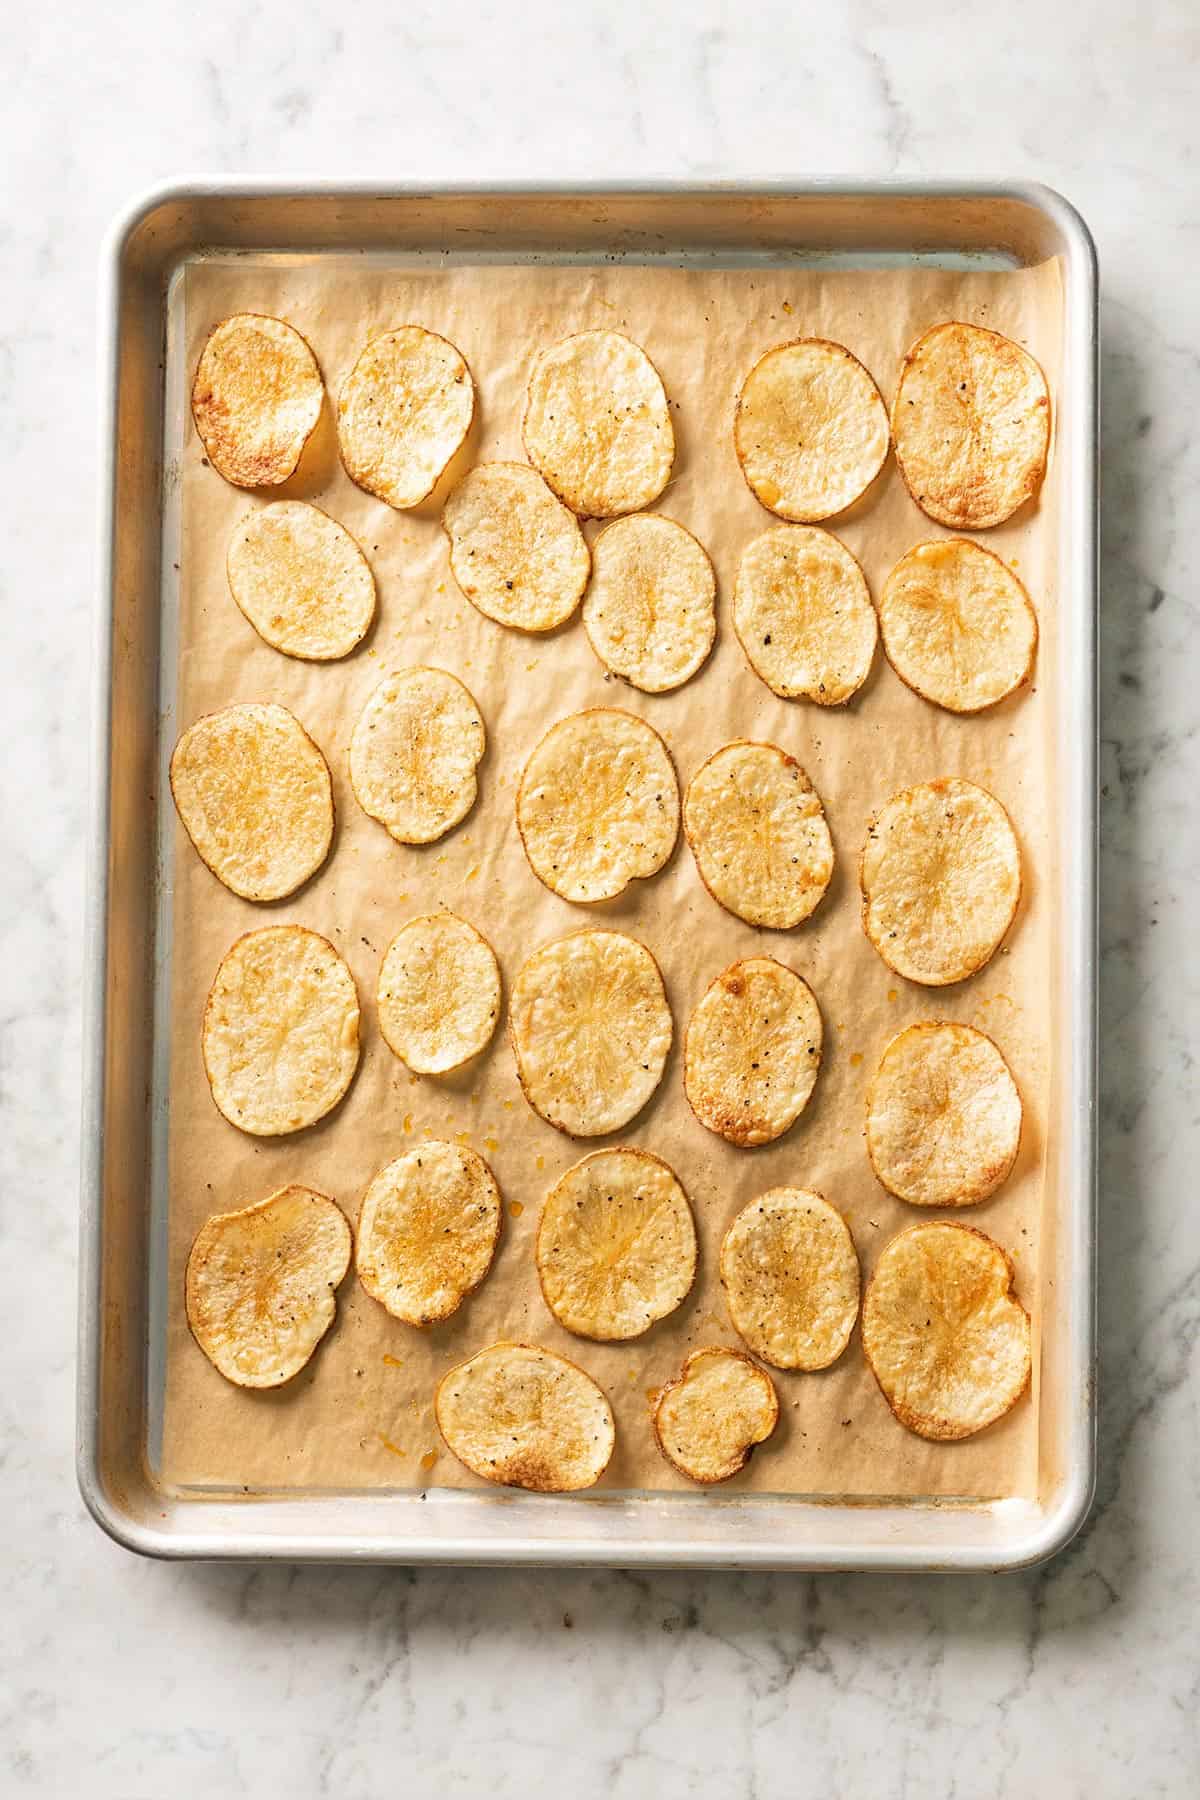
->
[442,461,590,632]
[355,1141,501,1326]
[202,926,360,1136]
[652,1347,780,1483]
[509,930,672,1137]
[350,666,485,845]
[734,338,889,521]
[436,1342,616,1491]
[516,708,679,903]
[862,1221,1032,1439]
[191,312,324,489]
[226,501,376,661]
[377,913,501,1075]
[337,325,475,509]
[185,1185,352,1388]
[880,538,1037,713]
[861,777,1021,986]
[582,514,716,693]
[684,957,822,1147]
[733,525,877,705]
[720,1189,859,1370]
[522,328,674,517]
[684,741,834,929]
[892,321,1051,529]
[866,1021,1022,1208]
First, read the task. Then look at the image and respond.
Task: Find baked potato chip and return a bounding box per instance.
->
[652,1347,779,1483]
[733,525,877,705]
[350,666,485,845]
[191,312,324,489]
[377,913,501,1075]
[866,1021,1022,1207]
[338,325,474,509]
[226,501,376,661]
[435,1341,615,1491]
[720,1188,859,1370]
[880,538,1037,713]
[582,514,716,693]
[734,338,889,521]
[684,740,834,929]
[356,1141,501,1326]
[442,461,590,632]
[684,957,822,1146]
[522,328,674,517]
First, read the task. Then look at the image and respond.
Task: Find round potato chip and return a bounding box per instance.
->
[442,461,590,633]
[350,666,485,845]
[522,328,675,517]
[226,501,376,661]
[652,1347,780,1484]
[720,1189,860,1371]
[879,538,1037,714]
[435,1341,616,1491]
[355,1141,502,1326]
[733,525,877,705]
[509,930,672,1138]
[202,926,360,1137]
[186,1184,352,1388]
[861,777,1021,986]
[684,957,822,1147]
[683,741,834,929]
[734,338,890,522]
[866,1022,1023,1208]
[338,325,475,509]
[377,913,501,1075]
[191,312,324,489]
[536,1148,697,1340]
[862,1221,1032,1440]
[516,708,679,903]
[582,514,716,693]
[892,321,1051,529]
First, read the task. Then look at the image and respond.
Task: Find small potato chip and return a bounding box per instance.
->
[866,1021,1023,1208]
[442,462,590,633]
[733,525,877,705]
[226,501,376,661]
[185,1184,352,1388]
[861,778,1021,986]
[509,930,672,1138]
[338,325,475,509]
[684,958,822,1147]
[862,1221,1032,1440]
[435,1341,616,1491]
[582,514,716,693]
[720,1188,859,1370]
[536,1148,697,1340]
[350,666,485,845]
[522,328,675,517]
[734,338,890,521]
[683,741,834,929]
[516,708,679,903]
[202,926,360,1136]
[651,1347,780,1484]
[377,913,501,1074]
[892,321,1051,529]
[355,1141,502,1326]
[191,312,325,489]
[879,538,1037,713]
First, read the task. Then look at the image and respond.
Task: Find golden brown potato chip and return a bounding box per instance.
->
[355,1141,502,1326]
[866,1021,1023,1208]
[683,741,834,929]
[442,461,590,633]
[377,913,501,1075]
[582,514,716,693]
[350,666,485,845]
[734,338,890,521]
[733,525,877,705]
[720,1188,860,1370]
[522,328,674,517]
[879,538,1037,713]
[652,1347,780,1484]
[684,957,822,1147]
[226,501,376,661]
[435,1341,616,1491]
[191,312,324,489]
[338,326,475,509]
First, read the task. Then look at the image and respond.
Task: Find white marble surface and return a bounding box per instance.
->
[3,1,1198,1793]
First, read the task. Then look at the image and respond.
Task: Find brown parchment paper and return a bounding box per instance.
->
[161,253,1063,1502]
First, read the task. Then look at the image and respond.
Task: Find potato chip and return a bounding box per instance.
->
[879,538,1037,713]
[337,325,475,509]
[582,514,716,693]
[862,1221,1032,1440]
[733,525,877,705]
[202,926,360,1136]
[861,777,1021,986]
[226,501,376,661]
[516,708,679,903]
[377,913,501,1074]
[720,1189,859,1370]
[866,1021,1023,1208]
[684,957,822,1147]
[350,666,485,845]
[191,312,324,489]
[651,1347,779,1484]
[442,461,590,633]
[734,338,890,521]
[355,1141,502,1326]
[435,1341,615,1491]
[185,1184,352,1388]
[892,321,1051,529]
[683,741,834,929]
[509,930,672,1137]
[522,328,674,517]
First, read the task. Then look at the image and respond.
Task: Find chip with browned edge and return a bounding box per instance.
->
[879,538,1037,713]
[734,338,890,521]
[522,329,674,517]
[866,1021,1023,1207]
[338,326,475,509]
[652,1347,780,1484]
[733,525,877,705]
[356,1141,502,1326]
[350,666,485,845]
[720,1188,860,1370]
[377,913,501,1075]
[684,740,834,929]
[436,1342,616,1491]
[442,461,590,632]
[227,501,376,660]
[582,514,717,692]
[684,957,822,1146]
[192,312,324,489]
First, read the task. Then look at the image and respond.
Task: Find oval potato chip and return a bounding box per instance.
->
[684,741,834,929]
[522,328,675,518]
[734,338,890,521]
[866,1021,1023,1208]
[191,312,324,489]
[350,666,485,845]
[435,1341,616,1491]
[355,1141,502,1326]
[720,1188,860,1371]
[582,514,716,693]
[652,1347,780,1484]
[442,461,590,633]
[226,501,376,661]
[684,957,822,1147]
[377,913,501,1076]
[338,325,475,510]
[879,538,1037,713]
[733,525,877,705]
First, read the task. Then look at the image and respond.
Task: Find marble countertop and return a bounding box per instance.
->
[5,1,1198,1794]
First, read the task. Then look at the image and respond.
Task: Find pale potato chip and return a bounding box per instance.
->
[684,957,822,1147]
[516,708,679,903]
[720,1189,859,1370]
[169,702,333,902]
[435,1341,616,1491]
[582,514,716,693]
[377,913,501,1074]
[191,312,324,489]
[442,461,590,632]
[522,328,674,517]
[879,538,1037,713]
[866,1021,1023,1208]
[734,338,890,521]
[652,1347,779,1484]
[536,1148,696,1340]
[350,666,485,845]
[509,930,672,1137]
[226,501,376,661]
[683,741,834,929]
[186,1184,352,1388]
[862,1221,1032,1440]
[338,326,475,509]
[892,321,1051,529]
[861,777,1021,986]
[355,1141,502,1326]
[202,926,360,1136]
[733,525,877,705]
